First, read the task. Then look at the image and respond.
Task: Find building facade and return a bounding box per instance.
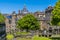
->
[4,6,53,33]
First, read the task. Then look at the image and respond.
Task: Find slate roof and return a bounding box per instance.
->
[6,15,12,19]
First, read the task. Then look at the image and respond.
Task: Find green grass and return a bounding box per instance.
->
[16,32,30,35]
[17,37,32,40]
[16,35,51,40]
[33,35,51,40]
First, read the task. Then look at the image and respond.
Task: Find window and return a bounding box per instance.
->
[9,20,11,24]
[43,15,45,17]
[38,15,42,17]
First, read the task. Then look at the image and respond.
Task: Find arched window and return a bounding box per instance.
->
[9,20,11,24]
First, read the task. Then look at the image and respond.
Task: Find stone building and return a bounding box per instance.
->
[34,11,47,30]
[45,6,53,24]
[34,6,53,30]
[5,15,12,33]
[4,6,53,33]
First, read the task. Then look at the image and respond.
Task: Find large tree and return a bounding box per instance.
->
[51,0,60,26]
[0,13,5,23]
[17,14,40,31]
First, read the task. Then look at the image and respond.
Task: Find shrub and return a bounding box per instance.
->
[6,34,14,40]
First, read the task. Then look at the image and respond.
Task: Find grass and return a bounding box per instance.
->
[33,35,51,40]
[16,34,60,40]
[17,37,32,40]
[16,35,51,40]
[16,32,30,35]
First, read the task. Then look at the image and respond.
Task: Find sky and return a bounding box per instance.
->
[0,0,57,14]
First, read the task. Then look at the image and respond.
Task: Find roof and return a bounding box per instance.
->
[6,15,12,19]
[45,6,53,13]
[34,11,45,15]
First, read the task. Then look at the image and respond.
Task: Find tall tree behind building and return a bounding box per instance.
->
[51,0,60,26]
[0,13,5,23]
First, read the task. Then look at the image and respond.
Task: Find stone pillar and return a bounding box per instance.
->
[40,21,43,30]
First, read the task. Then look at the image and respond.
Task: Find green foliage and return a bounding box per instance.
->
[51,0,60,26]
[0,13,5,23]
[6,34,14,40]
[33,35,51,40]
[17,14,40,31]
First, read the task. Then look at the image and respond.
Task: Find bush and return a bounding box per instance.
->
[6,34,14,40]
